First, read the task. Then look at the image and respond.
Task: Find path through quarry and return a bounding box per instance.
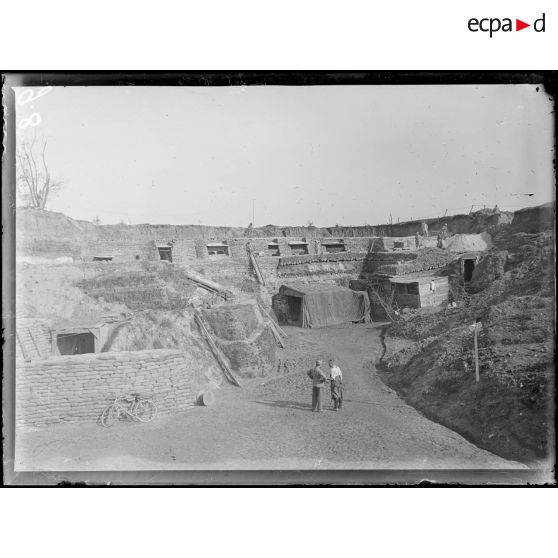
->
[16,325,525,471]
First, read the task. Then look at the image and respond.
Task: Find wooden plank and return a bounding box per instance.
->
[194,311,242,387]
[183,270,230,298]
[249,253,266,286]
[258,303,288,338]
[27,327,42,358]
[16,330,30,361]
[267,320,285,348]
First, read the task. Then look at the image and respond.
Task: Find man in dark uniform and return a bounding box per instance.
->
[307,359,328,412]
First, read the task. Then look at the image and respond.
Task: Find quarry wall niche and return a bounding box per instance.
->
[201,303,277,378]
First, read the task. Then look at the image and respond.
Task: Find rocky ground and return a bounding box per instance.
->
[15,325,524,471]
[380,229,555,465]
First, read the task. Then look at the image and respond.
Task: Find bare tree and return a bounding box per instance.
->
[16,134,64,209]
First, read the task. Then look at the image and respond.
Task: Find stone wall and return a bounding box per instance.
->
[16,206,546,263]
[82,240,159,262]
[276,260,364,288]
[16,349,196,427]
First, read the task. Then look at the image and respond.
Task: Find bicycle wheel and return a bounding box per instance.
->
[100,404,118,427]
[135,399,157,422]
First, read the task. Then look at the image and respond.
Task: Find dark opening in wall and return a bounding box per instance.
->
[406,283,419,295]
[463,259,475,282]
[93,256,113,261]
[322,240,346,253]
[135,255,140,260]
[57,332,96,355]
[288,241,309,255]
[286,296,302,325]
[394,241,405,250]
[267,242,280,256]
[207,242,230,256]
[158,246,173,262]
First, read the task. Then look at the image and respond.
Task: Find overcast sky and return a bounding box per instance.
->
[15,84,554,227]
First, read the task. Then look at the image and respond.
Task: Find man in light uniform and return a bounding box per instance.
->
[329,359,343,411]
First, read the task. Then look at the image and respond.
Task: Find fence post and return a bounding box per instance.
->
[473,323,481,382]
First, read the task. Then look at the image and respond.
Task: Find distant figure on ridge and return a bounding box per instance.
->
[437,223,449,248]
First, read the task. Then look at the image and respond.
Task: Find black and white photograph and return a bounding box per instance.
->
[2,73,556,484]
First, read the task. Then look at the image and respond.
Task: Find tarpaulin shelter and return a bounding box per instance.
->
[276,284,371,328]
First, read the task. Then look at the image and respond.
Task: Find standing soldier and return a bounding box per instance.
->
[437,223,448,248]
[420,221,429,237]
[307,360,328,412]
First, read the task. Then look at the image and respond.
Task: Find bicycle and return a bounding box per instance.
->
[100,394,157,427]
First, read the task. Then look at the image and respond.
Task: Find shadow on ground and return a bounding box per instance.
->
[252,400,312,412]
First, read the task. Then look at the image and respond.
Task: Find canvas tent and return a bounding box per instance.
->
[275,284,371,328]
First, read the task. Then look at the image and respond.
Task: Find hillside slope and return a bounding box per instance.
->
[378,227,555,464]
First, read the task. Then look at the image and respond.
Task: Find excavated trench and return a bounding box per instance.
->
[14,206,554,469]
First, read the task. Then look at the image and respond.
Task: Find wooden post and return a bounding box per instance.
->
[474,325,480,382]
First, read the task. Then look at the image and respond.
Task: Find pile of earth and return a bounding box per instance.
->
[201,303,277,378]
[444,232,492,252]
[16,263,130,327]
[379,229,555,464]
[103,309,224,393]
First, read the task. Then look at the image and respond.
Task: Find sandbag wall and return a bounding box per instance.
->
[16,349,196,427]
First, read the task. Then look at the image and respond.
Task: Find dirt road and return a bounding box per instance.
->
[15,324,524,471]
